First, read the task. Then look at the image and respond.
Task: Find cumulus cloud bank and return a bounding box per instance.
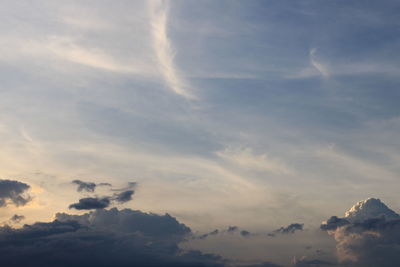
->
[0,208,205,267]
[0,179,31,207]
[0,207,287,267]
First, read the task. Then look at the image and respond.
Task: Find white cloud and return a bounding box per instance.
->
[148,0,195,99]
[309,48,330,77]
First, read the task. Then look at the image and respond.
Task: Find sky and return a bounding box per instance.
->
[1,0,400,266]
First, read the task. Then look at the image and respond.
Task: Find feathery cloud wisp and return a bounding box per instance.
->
[149,0,195,99]
[309,48,329,77]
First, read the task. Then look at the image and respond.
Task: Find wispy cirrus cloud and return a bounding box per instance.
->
[309,48,330,78]
[148,0,195,99]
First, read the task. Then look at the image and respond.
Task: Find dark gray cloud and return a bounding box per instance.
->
[72,180,96,192]
[98,182,112,186]
[10,214,25,223]
[69,197,111,210]
[195,226,250,240]
[113,190,134,203]
[0,208,283,267]
[72,180,112,193]
[199,229,219,239]
[227,226,238,232]
[0,179,31,207]
[240,262,283,267]
[240,230,251,237]
[268,223,304,237]
[320,216,350,231]
[111,182,137,192]
[69,182,136,210]
[274,223,304,234]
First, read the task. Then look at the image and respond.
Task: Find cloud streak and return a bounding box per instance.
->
[310,48,329,77]
[149,0,195,99]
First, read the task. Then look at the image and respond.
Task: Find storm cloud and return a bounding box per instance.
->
[0,179,31,207]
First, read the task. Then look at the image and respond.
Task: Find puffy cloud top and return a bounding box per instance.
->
[344,198,399,222]
[321,198,400,267]
[0,208,234,267]
[56,208,191,238]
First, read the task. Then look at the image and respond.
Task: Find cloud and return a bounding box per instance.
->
[321,200,400,267]
[195,226,253,240]
[10,214,25,223]
[0,208,234,267]
[199,229,220,239]
[242,262,283,267]
[240,230,251,237]
[72,179,112,192]
[113,190,134,203]
[216,147,291,175]
[273,223,304,234]
[69,197,111,210]
[0,179,31,207]
[72,179,97,192]
[320,216,350,231]
[46,36,148,73]
[292,257,334,266]
[99,182,112,187]
[111,182,137,192]
[227,226,238,232]
[69,181,136,209]
[148,0,195,99]
[309,48,329,77]
[0,207,289,267]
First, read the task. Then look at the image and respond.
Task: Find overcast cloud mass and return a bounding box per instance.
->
[0,0,399,266]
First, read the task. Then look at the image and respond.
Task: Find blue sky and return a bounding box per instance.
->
[1,1,400,266]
